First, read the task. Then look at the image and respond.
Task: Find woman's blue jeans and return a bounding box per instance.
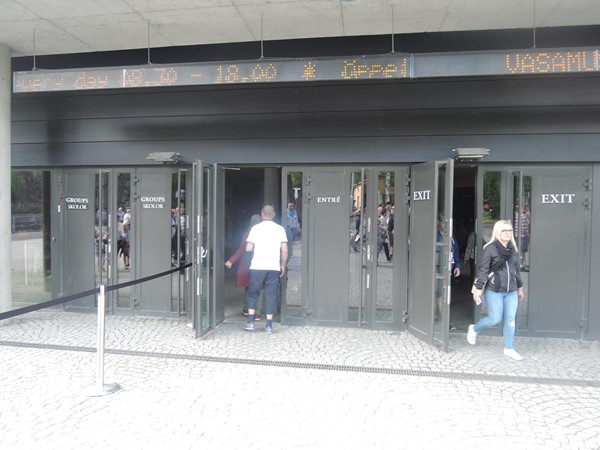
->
[474,290,519,349]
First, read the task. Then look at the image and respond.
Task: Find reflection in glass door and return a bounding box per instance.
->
[348,169,365,324]
[374,170,395,324]
[11,170,52,305]
[111,168,189,317]
[172,169,189,315]
[114,171,132,311]
[282,170,304,321]
[54,168,189,317]
[347,168,399,326]
[282,166,405,330]
[95,170,110,289]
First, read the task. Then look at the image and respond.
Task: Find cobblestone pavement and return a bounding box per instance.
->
[1,311,599,449]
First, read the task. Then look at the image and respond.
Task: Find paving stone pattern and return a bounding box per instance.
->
[1,311,599,449]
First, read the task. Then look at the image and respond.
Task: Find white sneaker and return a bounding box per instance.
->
[467,324,477,345]
[503,348,523,361]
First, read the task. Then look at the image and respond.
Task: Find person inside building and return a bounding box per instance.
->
[436,215,461,329]
[121,219,131,269]
[243,204,288,334]
[386,203,394,260]
[286,201,300,241]
[123,208,131,225]
[349,210,359,252]
[468,220,525,361]
[377,205,392,262]
[464,224,476,279]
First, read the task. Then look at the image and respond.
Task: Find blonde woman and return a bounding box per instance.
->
[468,220,525,360]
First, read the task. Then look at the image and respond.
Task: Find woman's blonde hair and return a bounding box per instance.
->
[483,220,519,252]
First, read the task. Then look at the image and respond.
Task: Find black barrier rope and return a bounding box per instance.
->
[104,262,192,292]
[0,263,192,322]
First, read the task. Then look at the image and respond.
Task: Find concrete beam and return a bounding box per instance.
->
[0,43,12,314]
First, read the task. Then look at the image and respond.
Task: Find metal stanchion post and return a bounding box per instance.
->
[85,284,120,397]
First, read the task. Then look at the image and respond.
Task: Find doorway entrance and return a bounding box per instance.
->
[449,166,478,333]
[220,167,282,324]
[222,163,459,343]
[51,167,191,317]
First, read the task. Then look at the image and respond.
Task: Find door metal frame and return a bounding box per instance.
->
[110,168,133,315]
[280,166,309,326]
[357,167,367,326]
[407,159,454,351]
[192,161,223,338]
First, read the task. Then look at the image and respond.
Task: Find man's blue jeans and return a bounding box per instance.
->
[246,269,280,315]
[474,290,519,349]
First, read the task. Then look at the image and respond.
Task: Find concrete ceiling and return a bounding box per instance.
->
[1,0,599,57]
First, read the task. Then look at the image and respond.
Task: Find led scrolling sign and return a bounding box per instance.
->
[13,47,600,93]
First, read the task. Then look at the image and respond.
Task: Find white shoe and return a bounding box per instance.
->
[467,324,477,345]
[503,348,523,361]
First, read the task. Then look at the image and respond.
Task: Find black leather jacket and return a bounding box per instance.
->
[473,242,523,292]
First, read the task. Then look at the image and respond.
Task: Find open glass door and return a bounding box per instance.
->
[192,161,220,338]
[407,159,454,351]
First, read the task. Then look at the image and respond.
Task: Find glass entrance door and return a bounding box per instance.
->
[192,161,219,338]
[479,166,590,338]
[407,159,454,351]
[53,167,190,317]
[280,166,407,330]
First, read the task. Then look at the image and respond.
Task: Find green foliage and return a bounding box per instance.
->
[483,171,501,222]
[289,172,302,188]
[11,171,44,214]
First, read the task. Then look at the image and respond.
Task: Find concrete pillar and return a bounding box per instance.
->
[0,43,11,314]
[263,167,280,213]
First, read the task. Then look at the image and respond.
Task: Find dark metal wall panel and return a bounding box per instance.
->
[589,164,600,339]
[12,134,600,167]
[12,106,600,144]
[11,75,600,167]
[12,76,600,121]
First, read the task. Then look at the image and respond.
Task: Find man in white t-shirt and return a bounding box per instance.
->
[243,204,288,334]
